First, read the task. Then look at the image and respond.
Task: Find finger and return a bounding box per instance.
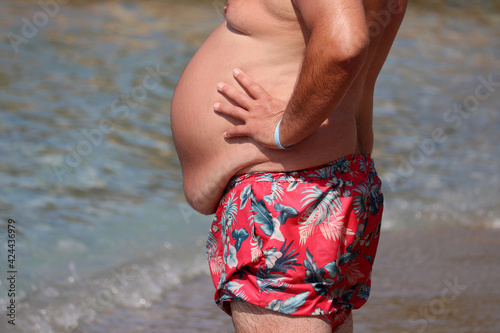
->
[214,102,247,121]
[224,125,250,139]
[217,82,253,109]
[233,68,268,99]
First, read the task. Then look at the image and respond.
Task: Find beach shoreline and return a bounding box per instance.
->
[75,225,500,333]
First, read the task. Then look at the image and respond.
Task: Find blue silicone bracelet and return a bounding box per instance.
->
[274,119,294,150]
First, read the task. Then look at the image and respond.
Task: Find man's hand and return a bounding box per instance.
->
[214,68,289,149]
[215,0,370,150]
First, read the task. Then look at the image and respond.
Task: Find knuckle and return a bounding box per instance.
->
[232,128,242,136]
[238,92,249,102]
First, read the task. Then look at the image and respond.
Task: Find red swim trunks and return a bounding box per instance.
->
[206,154,384,330]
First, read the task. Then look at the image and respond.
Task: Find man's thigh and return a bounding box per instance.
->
[231,300,345,333]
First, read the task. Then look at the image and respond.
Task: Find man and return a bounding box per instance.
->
[171,0,407,331]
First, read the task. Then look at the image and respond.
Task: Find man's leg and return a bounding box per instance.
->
[335,313,353,333]
[231,301,336,333]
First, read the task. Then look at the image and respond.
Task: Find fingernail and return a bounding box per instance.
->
[217,82,224,90]
[233,68,241,76]
[223,131,228,138]
[214,102,220,110]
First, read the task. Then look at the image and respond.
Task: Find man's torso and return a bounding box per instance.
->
[171,0,407,213]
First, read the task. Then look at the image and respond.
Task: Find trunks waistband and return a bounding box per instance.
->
[227,154,376,190]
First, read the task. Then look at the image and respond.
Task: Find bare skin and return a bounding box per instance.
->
[171,0,407,330]
[171,0,407,215]
[231,300,353,333]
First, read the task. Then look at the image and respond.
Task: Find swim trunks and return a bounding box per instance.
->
[206,154,384,330]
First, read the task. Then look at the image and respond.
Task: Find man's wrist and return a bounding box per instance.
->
[274,119,295,150]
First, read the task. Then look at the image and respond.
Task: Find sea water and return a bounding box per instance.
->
[0,0,499,332]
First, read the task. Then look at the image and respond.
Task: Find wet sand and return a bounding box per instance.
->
[355,226,500,332]
[78,225,500,332]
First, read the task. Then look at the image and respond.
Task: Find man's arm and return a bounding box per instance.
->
[280,0,369,147]
[215,0,369,148]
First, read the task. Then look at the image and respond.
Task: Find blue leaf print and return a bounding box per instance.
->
[270,240,301,274]
[256,274,290,293]
[223,192,238,222]
[226,281,248,301]
[307,166,333,180]
[206,231,218,260]
[239,184,253,209]
[217,272,227,290]
[257,173,276,182]
[368,183,383,216]
[324,260,339,278]
[339,252,352,266]
[249,195,283,241]
[266,291,310,314]
[332,157,351,173]
[364,254,373,265]
[303,249,332,296]
[266,299,283,312]
[284,174,304,191]
[342,288,356,303]
[358,157,367,173]
[263,181,284,205]
[357,284,371,301]
[218,293,234,303]
[354,222,366,240]
[274,203,299,225]
[249,196,273,233]
[232,228,249,251]
[352,181,370,221]
[255,241,301,293]
[256,241,301,293]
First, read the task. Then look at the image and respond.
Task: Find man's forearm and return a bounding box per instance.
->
[280,1,369,148]
[280,34,368,148]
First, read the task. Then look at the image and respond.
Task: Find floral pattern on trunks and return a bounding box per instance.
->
[206,154,384,326]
